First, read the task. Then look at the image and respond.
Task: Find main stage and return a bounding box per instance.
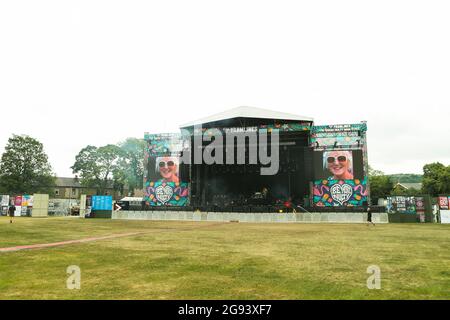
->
[143,106,371,214]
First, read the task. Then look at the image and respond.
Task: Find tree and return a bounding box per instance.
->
[368,167,393,204]
[391,187,421,197]
[117,138,146,195]
[71,144,124,194]
[72,139,146,196]
[386,173,423,183]
[368,165,384,177]
[370,176,394,204]
[422,162,450,196]
[0,134,55,194]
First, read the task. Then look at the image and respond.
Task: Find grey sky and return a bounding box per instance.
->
[1,0,449,177]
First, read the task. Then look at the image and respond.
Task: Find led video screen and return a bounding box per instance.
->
[313,149,364,180]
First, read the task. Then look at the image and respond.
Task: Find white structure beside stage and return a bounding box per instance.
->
[440,210,450,224]
[112,211,389,224]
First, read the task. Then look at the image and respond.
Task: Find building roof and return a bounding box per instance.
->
[394,182,423,190]
[55,177,115,189]
[180,106,314,128]
[55,177,82,188]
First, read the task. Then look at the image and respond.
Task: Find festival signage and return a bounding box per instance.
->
[313,178,368,207]
[396,197,407,212]
[311,134,363,148]
[386,196,417,214]
[311,123,367,134]
[14,196,22,206]
[438,196,449,210]
[415,197,425,211]
[91,196,113,211]
[311,123,369,207]
[22,195,33,207]
[439,196,450,224]
[0,195,9,216]
[415,197,426,223]
[145,133,185,157]
[186,123,312,135]
[258,123,311,132]
[311,123,368,151]
[144,181,189,206]
[0,195,9,206]
[144,134,190,206]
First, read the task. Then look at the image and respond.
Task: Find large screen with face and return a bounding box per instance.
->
[147,156,180,183]
[313,149,364,180]
[144,134,189,206]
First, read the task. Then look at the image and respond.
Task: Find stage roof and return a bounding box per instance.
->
[180,106,314,128]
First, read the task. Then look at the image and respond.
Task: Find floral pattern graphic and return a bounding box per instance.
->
[144,181,189,206]
[313,178,368,207]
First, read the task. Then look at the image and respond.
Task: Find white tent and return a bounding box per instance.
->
[180,106,313,128]
[120,197,143,202]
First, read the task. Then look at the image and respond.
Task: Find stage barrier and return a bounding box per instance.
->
[112,211,389,224]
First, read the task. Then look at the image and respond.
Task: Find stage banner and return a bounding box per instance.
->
[188,122,311,135]
[386,196,417,214]
[438,196,449,210]
[144,181,189,206]
[145,133,186,157]
[259,123,311,132]
[0,195,9,206]
[0,195,9,216]
[311,134,363,149]
[311,123,367,133]
[311,124,367,149]
[313,178,368,207]
[14,196,22,207]
[22,195,33,207]
[415,197,426,222]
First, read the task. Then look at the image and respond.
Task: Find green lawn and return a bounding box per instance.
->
[0,217,449,300]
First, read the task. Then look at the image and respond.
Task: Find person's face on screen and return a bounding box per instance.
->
[326,151,353,179]
[158,157,178,182]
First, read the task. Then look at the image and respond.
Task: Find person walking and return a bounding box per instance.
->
[8,204,16,224]
[367,206,375,227]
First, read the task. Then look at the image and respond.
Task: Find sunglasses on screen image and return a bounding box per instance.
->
[159,161,175,168]
[327,156,348,164]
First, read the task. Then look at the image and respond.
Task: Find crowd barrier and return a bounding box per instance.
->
[112,211,389,224]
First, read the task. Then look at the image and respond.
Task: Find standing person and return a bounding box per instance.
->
[367,206,375,227]
[8,204,15,224]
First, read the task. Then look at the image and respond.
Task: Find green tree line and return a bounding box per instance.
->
[0,135,146,196]
[369,163,450,203]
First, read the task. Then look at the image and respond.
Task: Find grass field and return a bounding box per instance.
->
[0,217,449,300]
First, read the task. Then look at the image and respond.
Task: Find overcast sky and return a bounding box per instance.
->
[0,0,449,177]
